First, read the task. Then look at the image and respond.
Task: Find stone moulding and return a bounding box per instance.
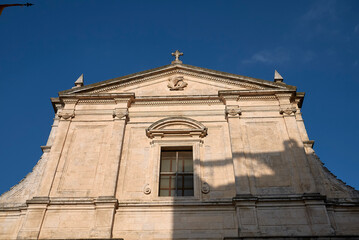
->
[146,117,208,139]
[59,63,295,95]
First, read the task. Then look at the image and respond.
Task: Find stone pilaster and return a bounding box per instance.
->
[233,195,260,237]
[99,106,128,197]
[17,197,49,240]
[224,96,251,195]
[303,194,335,236]
[90,196,118,238]
[36,99,77,197]
[276,94,317,193]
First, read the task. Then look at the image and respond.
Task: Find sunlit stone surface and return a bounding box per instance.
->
[0,55,358,239]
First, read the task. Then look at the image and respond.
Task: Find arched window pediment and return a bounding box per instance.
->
[146,117,207,139]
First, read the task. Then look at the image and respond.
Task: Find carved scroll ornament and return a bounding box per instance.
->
[143,184,151,195]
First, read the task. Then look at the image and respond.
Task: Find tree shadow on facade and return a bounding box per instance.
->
[167,139,359,240]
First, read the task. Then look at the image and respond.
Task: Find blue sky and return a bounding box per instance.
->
[0,0,358,194]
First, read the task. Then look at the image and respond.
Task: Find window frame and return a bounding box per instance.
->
[159,146,194,197]
[150,139,202,201]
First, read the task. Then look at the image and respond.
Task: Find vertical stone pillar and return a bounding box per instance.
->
[225,97,251,195]
[233,195,260,237]
[100,105,128,197]
[91,98,130,237]
[276,94,317,193]
[303,194,335,235]
[90,196,118,238]
[36,99,77,197]
[17,197,49,240]
[19,100,77,238]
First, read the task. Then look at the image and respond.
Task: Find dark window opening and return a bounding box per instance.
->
[159,147,194,196]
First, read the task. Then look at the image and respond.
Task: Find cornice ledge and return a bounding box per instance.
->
[180,64,297,90]
[219,89,295,97]
[303,140,315,148]
[94,196,119,205]
[26,196,50,205]
[135,94,219,101]
[49,197,94,205]
[59,64,175,95]
[40,145,52,153]
[232,194,258,202]
[302,193,327,201]
[59,63,297,95]
[58,92,135,99]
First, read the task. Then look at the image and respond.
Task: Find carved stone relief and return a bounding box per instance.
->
[201,182,210,194]
[57,110,75,120]
[167,76,188,91]
[225,105,241,118]
[279,107,297,115]
[113,108,128,120]
[143,184,151,195]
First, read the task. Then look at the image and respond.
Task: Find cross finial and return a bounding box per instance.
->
[171,50,183,64]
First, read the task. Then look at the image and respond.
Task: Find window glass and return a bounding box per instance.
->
[159,147,193,197]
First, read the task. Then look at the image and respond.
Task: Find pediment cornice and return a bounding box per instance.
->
[58,64,296,96]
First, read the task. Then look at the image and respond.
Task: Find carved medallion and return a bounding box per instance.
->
[201,182,210,194]
[167,76,188,91]
[143,184,151,195]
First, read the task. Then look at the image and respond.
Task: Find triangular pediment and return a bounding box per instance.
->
[59,64,296,97]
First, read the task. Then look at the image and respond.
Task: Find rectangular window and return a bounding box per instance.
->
[159,147,194,196]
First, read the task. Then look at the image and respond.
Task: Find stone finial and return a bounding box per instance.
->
[73,74,84,88]
[171,50,183,64]
[274,70,284,82]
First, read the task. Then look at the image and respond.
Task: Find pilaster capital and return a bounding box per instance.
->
[113,108,128,121]
[57,109,75,120]
[226,105,242,118]
[279,107,297,116]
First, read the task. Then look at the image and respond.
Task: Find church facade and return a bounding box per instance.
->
[0,52,358,239]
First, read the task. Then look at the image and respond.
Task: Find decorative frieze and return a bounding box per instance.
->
[133,99,223,106]
[78,99,116,104]
[238,95,277,101]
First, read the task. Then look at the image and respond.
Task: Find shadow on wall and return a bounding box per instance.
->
[165,139,358,239]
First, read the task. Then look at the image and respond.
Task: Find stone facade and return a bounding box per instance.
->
[0,54,358,239]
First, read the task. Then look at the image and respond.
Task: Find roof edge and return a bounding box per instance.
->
[59,64,297,95]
